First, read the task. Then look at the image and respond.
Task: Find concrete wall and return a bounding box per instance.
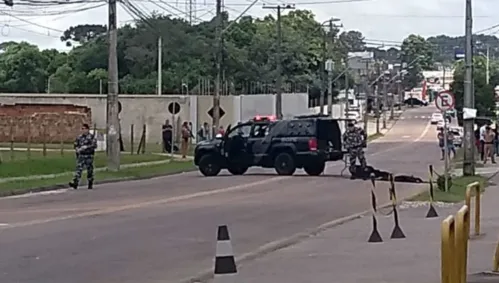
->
[0,93,310,144]
[0,94,190,144]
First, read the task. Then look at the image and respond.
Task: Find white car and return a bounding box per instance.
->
[450,127,464,147]
[345,111,361,121]
[431,113,444,124]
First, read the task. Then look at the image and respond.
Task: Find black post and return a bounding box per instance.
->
[368,174,383,243]
[426,164,439,218]
[389,174,406,239]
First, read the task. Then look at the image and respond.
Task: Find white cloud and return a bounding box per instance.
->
[0,0,498,50]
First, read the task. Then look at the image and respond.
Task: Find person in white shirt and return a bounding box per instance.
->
[479,123,488,161]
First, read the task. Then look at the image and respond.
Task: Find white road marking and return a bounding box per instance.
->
[1,177,291,229]
[402,135,411,138]
[0,223,9,226]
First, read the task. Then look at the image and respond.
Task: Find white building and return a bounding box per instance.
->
[422,69,454,90]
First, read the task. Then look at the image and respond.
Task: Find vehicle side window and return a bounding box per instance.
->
[227,124,252,138]
[251,124,270,138]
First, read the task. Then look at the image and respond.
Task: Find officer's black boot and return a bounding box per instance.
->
[88,180,93,190]
[69,181,78,189]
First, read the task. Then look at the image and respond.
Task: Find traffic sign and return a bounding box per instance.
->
[208,106,225,118]
[168,102,181,115]
[435,91,455,111]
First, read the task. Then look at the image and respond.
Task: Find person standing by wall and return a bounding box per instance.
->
[162,119,173,153]
[69,123,97,190]
[181,121,190,158]
[479,122,488,161]
[484,125,496,164]
[197,122,211,141]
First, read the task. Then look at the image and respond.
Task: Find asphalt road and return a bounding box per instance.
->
[0,106,442,283]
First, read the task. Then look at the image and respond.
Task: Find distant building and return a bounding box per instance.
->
[422,69,454,90]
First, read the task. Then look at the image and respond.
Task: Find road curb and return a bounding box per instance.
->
[181,187,425,283]
[0,167,198,198]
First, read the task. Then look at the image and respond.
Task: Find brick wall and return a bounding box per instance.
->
[0,104,92,143]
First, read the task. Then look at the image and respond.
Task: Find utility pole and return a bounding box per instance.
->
[362,61,370,133]
[213,0,223,135]
[442,66,446,91]
[396,78,402,111]
[157,36,162,96]
[188,0,194,24]
[263,4,295,119]
[463,0,475,176]
[375,64,380,134]
[327,20,334,116]
[389,77,395,120]
[107,0,120,171]
[382,71,387,128]
[320,30,327,115]
[486,45,490,85]
[344,64,349,127]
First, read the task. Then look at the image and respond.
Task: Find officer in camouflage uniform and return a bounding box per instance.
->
[69,123,97,190]
[343,122,367,179]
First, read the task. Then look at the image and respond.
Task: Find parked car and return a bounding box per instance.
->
[431,112,444,124]
[450,127,463,147]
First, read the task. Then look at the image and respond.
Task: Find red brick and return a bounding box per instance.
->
[0,104,92,143]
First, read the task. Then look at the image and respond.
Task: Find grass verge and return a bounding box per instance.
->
[0,160,196,196]
[408,175,488,203]
[0,151,168,178]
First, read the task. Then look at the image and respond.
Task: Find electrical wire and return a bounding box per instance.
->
[0,3,105,17]
[0,9,64,32]
[474,23,499,34]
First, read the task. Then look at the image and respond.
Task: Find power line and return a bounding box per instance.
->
[0,23,59,38]
[342,13,498,19]
[0,9,64,32]
[474,23,499,34]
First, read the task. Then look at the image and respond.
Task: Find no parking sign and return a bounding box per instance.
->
[435,91,455,112]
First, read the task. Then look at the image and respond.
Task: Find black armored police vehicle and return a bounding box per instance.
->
[194,114,345,177]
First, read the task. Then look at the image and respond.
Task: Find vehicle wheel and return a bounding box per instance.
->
[303,161,325,176]
[227,164,248,175]
[198,154,222,177]
[274,152,296,175]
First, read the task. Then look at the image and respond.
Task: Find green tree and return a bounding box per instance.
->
[400,34,435,90]
[0,42,47,93]
[61,24,107,46]
[0,9,372,95]
[450,56,496,121]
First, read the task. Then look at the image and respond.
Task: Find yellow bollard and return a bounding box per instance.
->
[494,240,499,272]
[465,182,481,236]
[455,206,470,283]
[441,215,456,283]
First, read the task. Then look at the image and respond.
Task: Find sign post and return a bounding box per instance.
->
[435,90,456,192]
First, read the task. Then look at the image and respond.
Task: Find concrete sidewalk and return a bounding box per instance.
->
[226,177,499,283]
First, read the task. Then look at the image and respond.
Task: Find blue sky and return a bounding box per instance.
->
[0,0,498,51]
